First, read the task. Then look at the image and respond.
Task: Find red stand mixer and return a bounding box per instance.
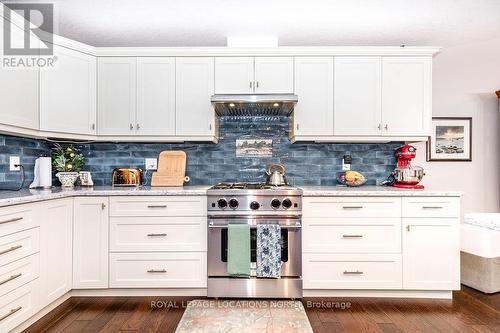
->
[390,145,425,189]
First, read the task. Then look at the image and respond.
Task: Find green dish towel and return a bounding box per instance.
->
[227,224,251,277]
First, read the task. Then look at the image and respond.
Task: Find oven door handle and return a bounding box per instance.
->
[208,222,301,229]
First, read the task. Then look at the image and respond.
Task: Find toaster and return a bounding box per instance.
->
[111,168,142,186]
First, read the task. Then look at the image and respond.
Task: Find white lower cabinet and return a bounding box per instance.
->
[303,254,402,289]
[39,199,73,307]
[0,279,40,333]
[109,252,207,288]
[73,197,109,289]
[402,218,460,290]
[303,195,461,293]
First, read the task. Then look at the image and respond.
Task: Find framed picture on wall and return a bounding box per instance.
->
[426,117,472,162]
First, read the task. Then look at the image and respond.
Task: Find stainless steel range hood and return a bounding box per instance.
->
[211,94,298,116]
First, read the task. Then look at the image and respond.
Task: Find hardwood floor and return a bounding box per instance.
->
[24,286,500,333]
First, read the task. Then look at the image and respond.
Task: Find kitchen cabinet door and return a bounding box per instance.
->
[175,57,215,137]
[215,57,254,94]
[0,19,39,130]
[334,57,382,136]
[136,57,175,136]
[402,218,460,290]
[73,197,109,289]
[40,45,97,135]
[97,57,137,135]
[382,57,432,136]
[39,199,73,307]
[254,57,294,93]
[293,57,334,136]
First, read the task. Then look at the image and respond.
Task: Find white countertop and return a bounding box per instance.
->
[0,185,462,208]
[0,186,211,208]
[300,186,463,197]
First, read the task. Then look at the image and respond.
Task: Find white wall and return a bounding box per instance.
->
[414,37,500,215]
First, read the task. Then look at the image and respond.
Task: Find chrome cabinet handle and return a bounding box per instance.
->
[378,124,382,130]
[422,206,444,209]
[342,206,363,209]
[0,217,23,225]
[147,205,167,208]
[406,225,411,232]
[342,235,363,238]
[101,203,106,210]
[136,123,140,130]
[129,123,134,130]
[256,81,259,88]
[296,123,299,131]
[91,123,96,130]
[0,245,22,256]
[249,81,253,89]
[343,270,363,275]
[0,273,22,286]
[384,124,388,130]
[147,233,167,237]
[0,306,22,322]
[147,269,166,273]
[209,123,212,130]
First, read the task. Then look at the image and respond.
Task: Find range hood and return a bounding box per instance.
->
[211,94,298,116]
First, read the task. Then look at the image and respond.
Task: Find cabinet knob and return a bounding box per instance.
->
[136,123,140,130]
[129,123,134,130]
[384,124,389,130]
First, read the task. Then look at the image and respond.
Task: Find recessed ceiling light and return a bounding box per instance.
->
[273,102,280,107]
[229,103,235,107]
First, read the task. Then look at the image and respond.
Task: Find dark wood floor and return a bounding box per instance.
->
[24,286,500,333]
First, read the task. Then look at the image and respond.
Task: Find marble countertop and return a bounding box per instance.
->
[300,186,463,197]
[0,185,462,208]
[0,186,211,208]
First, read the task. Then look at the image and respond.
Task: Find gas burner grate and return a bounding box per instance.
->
[211,182,290,190]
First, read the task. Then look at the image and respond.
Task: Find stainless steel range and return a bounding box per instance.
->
[207,182,303,298]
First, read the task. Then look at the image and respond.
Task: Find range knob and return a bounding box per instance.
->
[228,198,239,209]
[271,199,281,209]
[282,198,292,209]
[217,198,227,209]
[250,201,260,210]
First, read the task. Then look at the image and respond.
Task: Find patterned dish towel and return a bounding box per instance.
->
[256,224,282,278]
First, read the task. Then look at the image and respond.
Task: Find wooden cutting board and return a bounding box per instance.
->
[151,151,190,187]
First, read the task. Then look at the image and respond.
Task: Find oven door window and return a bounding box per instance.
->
[221,228,288,263]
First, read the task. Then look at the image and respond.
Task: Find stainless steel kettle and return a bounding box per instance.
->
[266,163,288,186]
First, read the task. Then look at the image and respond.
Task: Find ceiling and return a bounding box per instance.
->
[7,0,500,47]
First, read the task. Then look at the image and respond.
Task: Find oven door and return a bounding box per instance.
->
[207,215,302,278]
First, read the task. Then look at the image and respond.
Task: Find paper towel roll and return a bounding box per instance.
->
[30,157,52,188]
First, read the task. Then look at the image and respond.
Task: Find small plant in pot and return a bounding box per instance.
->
[52,144,85,187]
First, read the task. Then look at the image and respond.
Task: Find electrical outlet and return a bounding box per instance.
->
[342,154,352,171]
[9,156,20,171]
[145,158,157,171]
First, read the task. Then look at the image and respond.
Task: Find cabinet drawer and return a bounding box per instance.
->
[110,196,206,217]
[110,217,207,252]
[0,204,37,238]
[109,252,207,288]
[303,254,402,289]
[303,218,401,253]
[0,254,39,297]
[303,197,401,218]
[0,228,39,266]
[0,279,39,333]
[402,197,460,218]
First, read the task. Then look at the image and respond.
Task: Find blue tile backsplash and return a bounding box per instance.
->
[0,116,401,188]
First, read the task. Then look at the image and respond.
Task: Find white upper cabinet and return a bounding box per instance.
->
[293,57,334,136]
[40,45,96,135]
[136,57,175,136]
[175,57,216,137]
[334,57,382,136]
[382,57,432,136]
[97,57,137,135]
[254,57,294,93]
[0,19,39,130]
[214,56,294,94]
[214,57,254,94]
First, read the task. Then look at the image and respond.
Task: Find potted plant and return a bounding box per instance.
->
[52,144,85,187]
